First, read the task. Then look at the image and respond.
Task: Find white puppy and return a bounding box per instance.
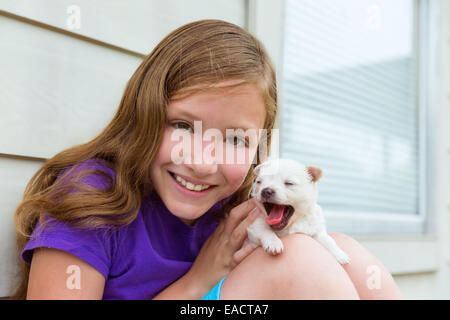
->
[244,158,351,265]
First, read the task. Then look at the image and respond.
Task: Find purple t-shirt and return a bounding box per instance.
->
[22,159,225,299]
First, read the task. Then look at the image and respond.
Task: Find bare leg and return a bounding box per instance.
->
[328,232,403,299]
[221,233,360,299]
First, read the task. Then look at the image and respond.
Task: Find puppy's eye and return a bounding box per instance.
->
[284,181,295,186]
[256,180,261,184]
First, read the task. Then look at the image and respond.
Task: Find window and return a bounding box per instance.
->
[280,0,432,234]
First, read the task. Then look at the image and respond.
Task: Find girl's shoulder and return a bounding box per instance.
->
[56,158,116,191]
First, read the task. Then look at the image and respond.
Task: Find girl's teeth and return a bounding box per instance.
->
[173,173,211,191]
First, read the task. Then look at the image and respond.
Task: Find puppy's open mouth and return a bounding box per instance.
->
[263,202,295,231]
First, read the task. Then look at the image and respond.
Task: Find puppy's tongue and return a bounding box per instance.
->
[265,204,284,225]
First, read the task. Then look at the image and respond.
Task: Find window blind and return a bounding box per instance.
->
[280,0,418,215]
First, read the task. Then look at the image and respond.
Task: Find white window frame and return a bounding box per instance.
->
[248,0,439,236]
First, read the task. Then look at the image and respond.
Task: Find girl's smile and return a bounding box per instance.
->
[149,81,266,226]
[168,170,217,199]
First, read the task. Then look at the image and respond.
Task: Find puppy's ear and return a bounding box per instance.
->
[247,182,256,199]
[253,162,266,176]
[307,166,322,183]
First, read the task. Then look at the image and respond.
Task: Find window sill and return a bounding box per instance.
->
[351,234,439,276]
[325,211,425,235]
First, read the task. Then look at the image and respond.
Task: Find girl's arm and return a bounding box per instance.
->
[27,248,105,299]
[27,199,260,300]
[154,198,262,300]
[152,269,205,300]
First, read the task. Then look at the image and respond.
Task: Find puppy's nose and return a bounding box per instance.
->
[261,188,275,199]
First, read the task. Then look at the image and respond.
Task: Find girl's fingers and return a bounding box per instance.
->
[229,206,262,248]
[223,198,257,235]
[232,243,257,266]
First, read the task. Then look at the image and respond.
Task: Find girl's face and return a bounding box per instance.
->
[149,81,266,226]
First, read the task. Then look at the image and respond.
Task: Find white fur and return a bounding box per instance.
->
[244,158,351,265]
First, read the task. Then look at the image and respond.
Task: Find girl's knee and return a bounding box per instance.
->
[274,233,359,299]
[221,233,359,299]
[328,232,403,299]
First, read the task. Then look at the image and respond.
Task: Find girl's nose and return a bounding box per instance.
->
[189,161,218,176]
[184,141,218,176]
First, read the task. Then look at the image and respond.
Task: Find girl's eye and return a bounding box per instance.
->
[172,121,193,133]
[226,135,248,148]
[285,181,295,186]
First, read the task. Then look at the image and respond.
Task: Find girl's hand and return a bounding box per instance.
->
[186,198,262,296]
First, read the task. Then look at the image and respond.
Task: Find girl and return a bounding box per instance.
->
[12,19,402,300]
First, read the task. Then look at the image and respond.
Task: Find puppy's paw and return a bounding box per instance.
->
[335,251,351,265]
[262,236,284,255]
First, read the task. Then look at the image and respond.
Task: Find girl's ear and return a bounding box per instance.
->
[307,166,323,183]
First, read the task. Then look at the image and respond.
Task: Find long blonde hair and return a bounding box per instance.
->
[11,19,277,299]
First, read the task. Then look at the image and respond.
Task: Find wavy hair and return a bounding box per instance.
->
[11,19,277,299]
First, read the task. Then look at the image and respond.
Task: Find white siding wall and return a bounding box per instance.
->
[0,0,246,297]
[0,0,448,299]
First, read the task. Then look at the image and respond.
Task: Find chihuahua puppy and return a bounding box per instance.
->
[245,158,351,265]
